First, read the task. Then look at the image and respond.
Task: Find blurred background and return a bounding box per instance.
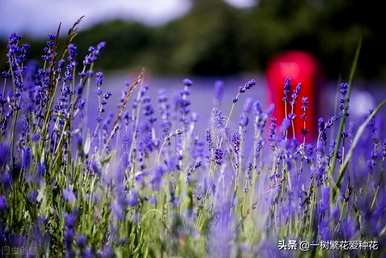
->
[0,0,384,79]
[0,0,384,124]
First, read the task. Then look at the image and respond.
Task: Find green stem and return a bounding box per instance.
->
[328,37,362,183]
[333,99,386,198]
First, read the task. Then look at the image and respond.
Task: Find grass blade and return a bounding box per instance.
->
[334,98,386,194]
[328,36,362,183]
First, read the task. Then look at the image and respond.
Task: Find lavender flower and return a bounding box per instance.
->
[232,132,240,154]
[0,170,12,188]
[127,190,139,207]
[0,195,8,211]
[233,79,256,103]
[21,147,31,170]
[239,97,253,128]
[317,118,327,144]
[158,89,172,137]
[183,78,193,87]
[0,26,383,258]
[177,79,192,126]
[300,97,309,138]
[338,82,349,114]
[268,117,277,145]
[64,211,77,229]
[214,148,224,165]
[96,72,104,86]
[320,186,330,213]
[209,170,235,258]
[239,79,256,93]
[83,41,106,65]
[340,218,357,240]
[27,191,38,204]
[192,136,205,159]
[142,95,156,124]
[41,34,56,61]
[88,160,101,176]
[99,245,113,258]
[151,166,165,191]
[214,80,224,105]
[290,83,301,106]
[63,188,76,204]
[0,143,9,166]
[76,234,87,249]
[282,79,291,103]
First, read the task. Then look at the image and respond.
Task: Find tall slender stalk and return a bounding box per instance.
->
[333,99,386,198]
[328,37,362,183]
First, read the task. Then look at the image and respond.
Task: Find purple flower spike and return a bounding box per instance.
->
[96,72,104,86]
[279,117,291,134]
[239,114,249,128]
[27,191,38,204]
[239,79,256,93]
[128,190,139,207]
[0,143,10,166]
[214,148,224,165]
[151,166,165,191]
[21,147,31,170]
[76,234,87,249]
[0,171,12,188]
[320,186,330,212]
[183,78,193,87]
[290,83,302,105]
[97,41,106,50]
[68,43,77,58]
[63,188,76,204]
[245,79,256,90]
[232,132,241,154]
[99,245,113,258]
[32,133,40,142]
[283,79,291,102]
[0,195,8,211]
[83,41,106,65]
[243,97,253,113]
[340,218,356,240]
[64,211,77,228]
[214,80,224,104]
[301,97,309,121]
[338,82,349,112]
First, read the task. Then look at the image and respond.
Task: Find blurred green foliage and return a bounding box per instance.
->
[1,0,385,80]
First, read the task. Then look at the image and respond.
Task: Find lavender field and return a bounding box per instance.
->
[0,23,385,258]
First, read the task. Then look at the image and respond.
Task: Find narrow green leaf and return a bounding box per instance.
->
[335,99,386,191]
[328,36,362,183]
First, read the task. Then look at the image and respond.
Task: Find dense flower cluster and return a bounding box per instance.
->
[0,29,385,258]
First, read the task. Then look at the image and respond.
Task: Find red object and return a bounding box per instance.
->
[266,51,318,142]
